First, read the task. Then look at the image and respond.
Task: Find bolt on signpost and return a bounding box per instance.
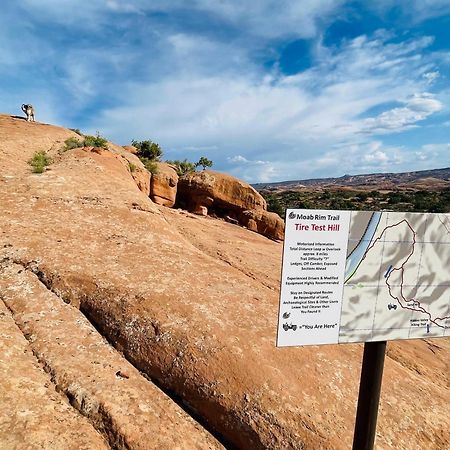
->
[277,209,450,449]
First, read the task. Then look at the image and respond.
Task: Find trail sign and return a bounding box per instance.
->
[277,208,450,450]
[277,209,450,347]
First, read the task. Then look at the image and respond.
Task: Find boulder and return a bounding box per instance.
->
[150,162,178,207]
[177,170,266,214]
[240,209,285,240]
[193,205,208,216]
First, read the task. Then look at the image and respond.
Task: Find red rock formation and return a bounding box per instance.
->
[122,145,138,154]
[0,114,448,450]
[177,169,281,238]
[178,169,267,214]
[150,162,178,207]
[240,209,285,240]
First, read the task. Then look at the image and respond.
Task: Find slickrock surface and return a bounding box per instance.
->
[0,114,449,449]
[0,301,108,450]
[0,262,224,450]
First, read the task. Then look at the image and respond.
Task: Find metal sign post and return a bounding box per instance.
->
[352,341,387,450]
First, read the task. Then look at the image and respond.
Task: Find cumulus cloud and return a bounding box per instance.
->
[360,93,443,134]
[364,150,390,164]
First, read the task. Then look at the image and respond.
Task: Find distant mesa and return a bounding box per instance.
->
[253,167,450,192]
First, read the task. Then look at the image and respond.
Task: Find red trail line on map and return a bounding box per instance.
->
[360,219,449,329]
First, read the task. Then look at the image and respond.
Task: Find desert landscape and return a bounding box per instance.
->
[0,114,448,449]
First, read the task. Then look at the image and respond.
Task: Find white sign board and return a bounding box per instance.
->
[277,209,450,346]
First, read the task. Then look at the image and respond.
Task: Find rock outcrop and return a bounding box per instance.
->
[122,145,138,155]
[178,170,267,214]
[240,209,285,240]
[150,162,178,207]
[176,170,283,238]
[83,145,151,196]
[0,114,448,450]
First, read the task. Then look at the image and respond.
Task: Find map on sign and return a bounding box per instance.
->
[277,209,450,347]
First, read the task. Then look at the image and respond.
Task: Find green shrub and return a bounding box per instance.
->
[64,137,83,150]
[84,132,108,149]
[69,128,83,136]
[28,150,52,173]
[132,139,162,161]
[63,132,108,151]
[140,157,159,174]
[195,156,213,170]
[166,159,196,176]
[128,162,137,173]
[265,194,285,218]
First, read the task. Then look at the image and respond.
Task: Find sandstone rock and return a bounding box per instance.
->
[0,301,108,450]
[240,209,285,240]
[122,145,138,155]
[150,162,178,207]
[178,170,267,214]
[81,145,151,197]
[127,160,150,197]
[193,205,208,216]
[0,262,224,450]
[0,114,448,450]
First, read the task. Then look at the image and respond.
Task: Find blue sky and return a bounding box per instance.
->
[1,1,449,182]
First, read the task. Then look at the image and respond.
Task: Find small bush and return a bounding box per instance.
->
[140,157,159,174]
[166,159,196,176]
[195,156,213,170]
[29,150,52,173]
[132,139,163,161]
[63,133,108,151]
[64,137,83,150]
[128,161,137,173]
[265,194,284,218]
[69,128,83,136]
[84,132,108,149]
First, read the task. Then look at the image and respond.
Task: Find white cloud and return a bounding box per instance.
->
[360,93,443,134]
[19,0,346,39]
[372,0,450,22]
[227,155,268,165]
[86,31,447,182]
[364,150,390,164]
[189,0,346,38]
[2,3,448,182]
[228,155,248,163]
[423,71,440,84]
